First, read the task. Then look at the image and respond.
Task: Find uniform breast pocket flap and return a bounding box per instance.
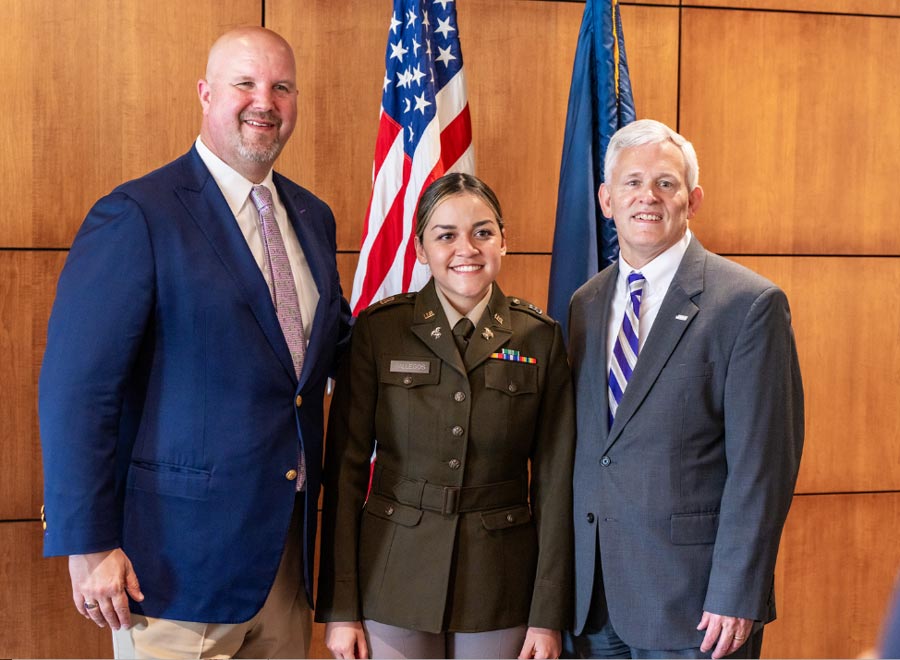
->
[380,356,440,388]
[481,504,532,531]
[484,361,538,397]
[670,511,719,545]
[364,493,423,527]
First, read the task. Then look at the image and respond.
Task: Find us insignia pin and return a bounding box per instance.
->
[493,313,504,325]
[482,327,494,340]
[423,310,435,320]
[431,326,442,340]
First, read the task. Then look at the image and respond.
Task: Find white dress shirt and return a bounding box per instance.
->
[606,230,692,373]
[195,137,319,341]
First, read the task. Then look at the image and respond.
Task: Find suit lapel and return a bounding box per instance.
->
[174,149,296,383]
[276,174,329,388]
[605,239,707,450]
[584,267,617,442]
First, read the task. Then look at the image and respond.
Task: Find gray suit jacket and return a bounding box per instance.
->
[568,237,804,649]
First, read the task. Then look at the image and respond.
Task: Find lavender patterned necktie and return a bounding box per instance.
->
[608,271,645,428]
[250,184,306,490]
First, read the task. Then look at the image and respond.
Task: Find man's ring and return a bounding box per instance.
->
[84,600,99,610]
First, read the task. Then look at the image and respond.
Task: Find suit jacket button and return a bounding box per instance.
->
[285,469,298,480]
[448,458,461,469]
[295,395,302,407]
[586,513,595,523]
[454,391,466,402]
[600,456,611,467]
[451,425,464,437]
[403,376,413,385]
[507,382,518,393]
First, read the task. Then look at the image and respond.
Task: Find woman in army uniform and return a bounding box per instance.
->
[316,173,575,659]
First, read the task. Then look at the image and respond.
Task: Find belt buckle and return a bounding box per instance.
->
[441,486,461,515]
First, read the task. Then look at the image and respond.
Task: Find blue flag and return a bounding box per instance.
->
[547,0,635,336]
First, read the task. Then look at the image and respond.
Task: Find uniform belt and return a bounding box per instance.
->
[372,466,527,516]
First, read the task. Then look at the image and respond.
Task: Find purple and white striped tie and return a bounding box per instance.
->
[250,184,306,491]
[608,271,645,428]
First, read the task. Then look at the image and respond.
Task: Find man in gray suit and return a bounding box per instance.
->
[565,119,804,659]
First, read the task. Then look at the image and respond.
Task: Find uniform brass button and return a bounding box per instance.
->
[385,506,395,516]
[507,382,518,393]
[454,391,466,402]
[506,513,515,523]
[586,513,595,523]
[448,458,461,469]
[451,425,464,437]
[285,469,298,480]
[600,456,611,467]
[295,395,303,407]
[403,376,413,385]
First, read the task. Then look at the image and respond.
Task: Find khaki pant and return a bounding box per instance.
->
[113,502,310,659]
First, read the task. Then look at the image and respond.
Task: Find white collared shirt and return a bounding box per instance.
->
[606,230,692,373]
[195,137,319,340]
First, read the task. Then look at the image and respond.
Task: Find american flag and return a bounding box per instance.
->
[350,0,474,315]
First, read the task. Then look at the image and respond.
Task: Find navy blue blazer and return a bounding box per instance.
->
[39,147,351,623]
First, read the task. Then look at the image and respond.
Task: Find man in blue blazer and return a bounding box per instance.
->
[39,26,351,657]
[565,120,804,659]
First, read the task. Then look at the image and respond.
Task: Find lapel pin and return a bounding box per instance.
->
[493,313,504,325]
[431,326,442,340]
[675,314,688,321]
[482,327,494,341]
[423,310,435,320]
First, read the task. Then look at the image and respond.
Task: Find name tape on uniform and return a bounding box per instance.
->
[390,360,431,374]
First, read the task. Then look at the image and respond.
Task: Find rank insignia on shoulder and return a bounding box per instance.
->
[510,297,551,323]
[431,326,442,340]
[481,327,494,340]
[424,310,435,320]
[490,348,537,364]
[379,296,395,304]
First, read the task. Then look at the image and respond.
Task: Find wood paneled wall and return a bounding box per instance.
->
[2,0,897,657]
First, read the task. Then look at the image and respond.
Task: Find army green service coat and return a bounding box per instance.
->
[316,279,575,633]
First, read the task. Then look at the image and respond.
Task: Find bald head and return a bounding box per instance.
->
[205,27,295,82]
[198,27,298,183]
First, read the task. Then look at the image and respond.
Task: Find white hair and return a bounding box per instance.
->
[604,119,700,191]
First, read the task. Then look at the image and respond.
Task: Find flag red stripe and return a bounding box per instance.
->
[438,104,473,171]
[372,112,402,183]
